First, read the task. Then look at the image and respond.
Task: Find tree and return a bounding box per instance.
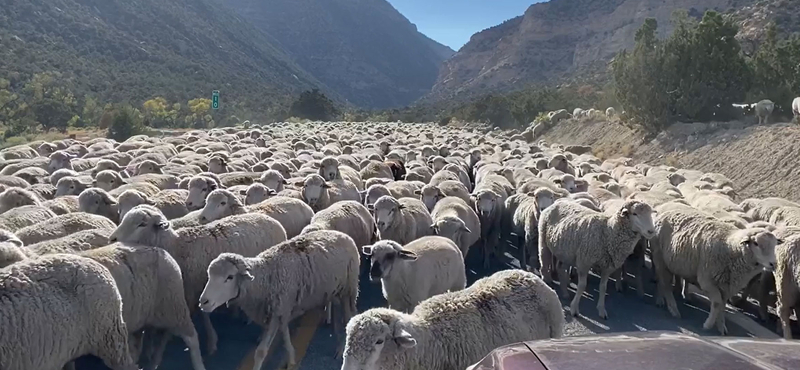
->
[31,98,74,133]
[750,25,800,115]
[288,89,340,121]
[107,105,146,141]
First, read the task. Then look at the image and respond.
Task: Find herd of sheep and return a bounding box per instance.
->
[0,119,798,370]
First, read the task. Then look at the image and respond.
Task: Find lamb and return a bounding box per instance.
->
[0,254,136,370]
[341,269,563,370]
[539,199,656,318]
[301,200,378,247]
[362,236,466,313]
[78,187,120,223]
[0,205,57,231]
[185,175,220,211]
[429,196,480,257]
[755,99,775,125]
[295,174,361,212]
[774,233,800,338]
[108,205,288,355]
[198,230,360,369]
[198,189,313,238]
[118,188,189,220]
[650,206,778,335]
[14,212,117,245]
[371,195,432,245]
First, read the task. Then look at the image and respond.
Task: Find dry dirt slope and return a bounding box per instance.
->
[539,118,800,202]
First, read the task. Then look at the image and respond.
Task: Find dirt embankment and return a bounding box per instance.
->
[540,117,800,202]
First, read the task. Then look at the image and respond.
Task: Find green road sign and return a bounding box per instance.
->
[212,90,220,110]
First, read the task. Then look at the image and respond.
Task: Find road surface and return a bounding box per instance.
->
[77,241,786,370]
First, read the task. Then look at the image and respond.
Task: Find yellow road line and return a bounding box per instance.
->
[237,308,324,370]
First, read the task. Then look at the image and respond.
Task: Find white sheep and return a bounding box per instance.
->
[185,175,221,211]
[606,107,616,117]
[650,205,778,335]
[362,236,466,313]
[429,196,480,257]
[199,189,313,238]
[472,175,510,269]
[118,188,189,220]
[78,187,120,223]
[301,200,379,247]
[96,170,178,192]
[55,175,94,196]
[294,174,361,212]
[755,99,774,125]
[793,97,800,123]
[319,156,365,191]
[259,169,287,193]
[25,228,114,255]
[50,168,80,185]
[539,199,656,318]
[774,233,800,338]
[0,205,57,231]
[0,187,45,214]
[512,187,556,272]
[341,269,563,370]
[198,230,360,369]
[14,212,117,245]
[371,195,432,245]
[0,254,136,370]
[108,205,287,355]
[362,184,392,208]
[417,180,472,212]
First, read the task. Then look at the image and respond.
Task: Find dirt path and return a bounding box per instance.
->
[539,118,800,202]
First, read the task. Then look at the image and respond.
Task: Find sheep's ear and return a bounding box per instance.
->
[294,181,305,187]
[9,238,23,247]
[92,180,97,187]
[367,203,375,211]
[157,220,171,230]
[740,236,752,247]
[362,245,373,256]
[459,224,472,234]
[239,188,247,195]
[322,182,332,189]
[430,223,438,234]
[241,270,254,280]
[777,238,784,244]
[619,208,629,217]
[397,250,417,261]
[267,189,278,196]
[413,189,421,195]
[282,179,288,185]
[393,328,417,349]
[398,204,407,210]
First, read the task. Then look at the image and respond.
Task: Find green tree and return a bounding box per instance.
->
[31,98,74,133]
[288,89,340,121]
[107,105,146,141]
[750,25,800,115]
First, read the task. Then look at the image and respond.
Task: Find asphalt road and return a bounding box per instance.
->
[77,241,787,370]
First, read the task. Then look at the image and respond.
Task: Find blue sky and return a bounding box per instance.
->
[387,0,543,50]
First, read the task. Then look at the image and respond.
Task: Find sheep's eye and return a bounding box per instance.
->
[70,185,74,189]
[110,179,115,183]
[753,242,759,247]
[225,275,234,281]
[138,222,148,228]
[220,201,227,206]
[202,188,207,192]
[375,339,384,345]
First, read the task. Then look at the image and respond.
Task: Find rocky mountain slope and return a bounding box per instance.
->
[428,0,774,101]
[0,0,330,112]
[219,0,455,108]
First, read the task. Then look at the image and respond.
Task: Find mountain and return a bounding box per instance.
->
[0,0,328,114]
[428,0,770,101]
[219,0,455,108]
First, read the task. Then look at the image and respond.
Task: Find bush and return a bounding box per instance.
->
[107,105,146,141]
[288,89,341,121]
[749,25,800,116]
[31,98,74,133]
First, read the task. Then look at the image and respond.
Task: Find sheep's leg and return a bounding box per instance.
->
[145,330,172,370]
[281,322,296,367]
[178,330,206,370]
[556,262,571,298]
[653,257,680,318]
[569,269,589,317]
[539,243,554,284]
[631,242,646,298]
[777,280,797,339]
[520,234,528,271]
[201,312,218,355]
[252,320,280,370]
[614,268,624,293]
[597,269,612,319]
[129,331,144,365]
[698,276,727,335]
[325,302,333,325]
[756,272,772,322]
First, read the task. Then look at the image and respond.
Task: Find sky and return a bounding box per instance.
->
[387,0,544,50]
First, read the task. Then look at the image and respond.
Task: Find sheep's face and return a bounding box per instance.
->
[535,159,549,170]
[208,157,227,174]
[622,201,656,239]
[270,163,292,179]
[260,172,285,193]
[743,230,778,271]
[432,217,470,243]
[364,187,390,209]
[245,185,274,206]
[553,175,577,193]
[601,182,621,196]
[0,189,37,213]
[419,186,443,212]
[78,190,118,221]
[186,177,216,211]
[117,191,147,221]
[37,143,57,157]
[55,177,88,197]
[421,147,435,159]
[342,314,416,370]
[534,191,555,213]
[199,190,236,224]
[136,160,163,175]
[95,171,122,191]
[430,157,447,172]
[300,177,328,207]
[362,241,417,281]
[473,190,499,218]
[109,206,170,244]
[372,197,400,232]
[574,179,589,193]
[47,152,73,173]
[199,255,253,313]
[319,164,340,182]
[0,243,28,268]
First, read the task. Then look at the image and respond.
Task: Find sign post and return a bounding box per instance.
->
[211,90,220,110]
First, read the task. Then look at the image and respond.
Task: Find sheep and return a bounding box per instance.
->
[12,166,50,185]
[0,205,57,231]
[341,269,563,370]
[134,159,166,175]
[650,205,778,335]
[199,189,313,238]
[25,228,114,255]
[118,188,189,220]
[185,175,220,211]
[259,169,287,193]
[108,205,288,355]
[50,168,80,185]
[55,175,94,196]
[78,187,120,223]
[417,180,472,212]
[539,199,656,319]
[793,97,800,123]
[97,170,179,191]
[91,158,126,176]
[512,187,556,272]
[775,233,800,338]
[14,212,117,245]
[244,183,277,205]
[0,254,136,370]
[429,196,480,257]
[362,184,392,208]
[360,160,394,180]
[472,182,508,269]
[301,200,378,247]
[606,107,616,117]
[755,99,774,125]
[294,174,361,212]
[0,187,45,214]
[319,156,365,190]
[371,195,432,245]
[198,230,360,368]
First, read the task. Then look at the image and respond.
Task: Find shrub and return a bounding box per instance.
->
[288,89,340,121]
[107,105,146,141]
